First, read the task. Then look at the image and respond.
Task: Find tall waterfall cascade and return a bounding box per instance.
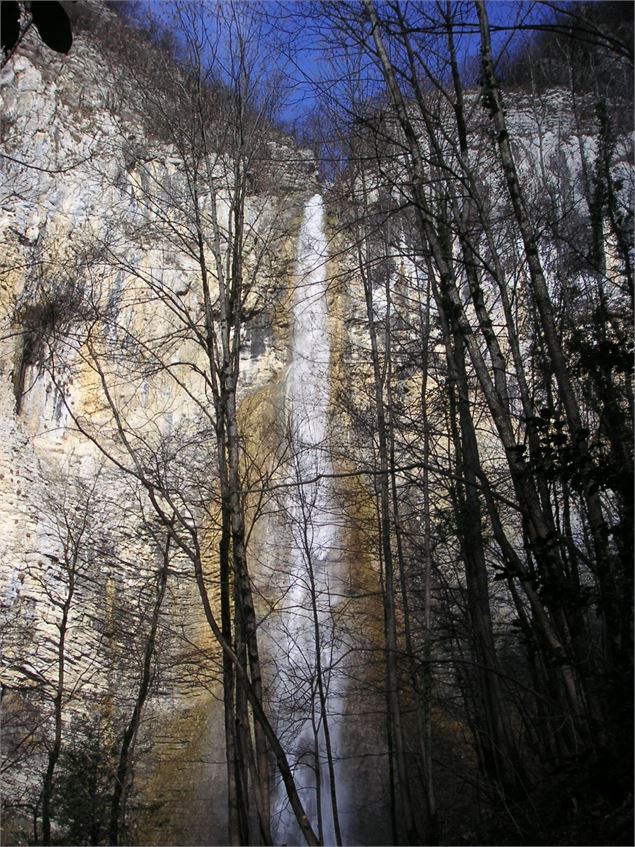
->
[272,194,348,846]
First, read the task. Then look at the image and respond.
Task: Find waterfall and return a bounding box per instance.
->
[272,194,347,846]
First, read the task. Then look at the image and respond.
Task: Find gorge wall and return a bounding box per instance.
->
[1,4,632,847]
[0,17,288,846]
[0,11,390,846]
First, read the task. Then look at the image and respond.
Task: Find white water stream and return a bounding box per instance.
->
[272,194,347,845]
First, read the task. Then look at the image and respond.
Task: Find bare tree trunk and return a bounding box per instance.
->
[199,100,273,841]
[362,2,605,748]
[415,262,438,842]
[476,2,618,685]
[386,234,438,843]
[363,0,527,796]
[145,488,322,846]
[42,572,74,846]
[109,534,171,845]
[353,181,422,844]
[297,478,343,846]
[70,344,321,845]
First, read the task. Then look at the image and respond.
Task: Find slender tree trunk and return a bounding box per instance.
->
[363,1,605,753]
[476,3,618,685]
[41,648,66,845]
[388,239,438,843]
[145,483,322,845]
[416,262,439,842]
[108,535,171,844]
[354,187,422,844]
[42,556,76,845]
[297,484,343,846]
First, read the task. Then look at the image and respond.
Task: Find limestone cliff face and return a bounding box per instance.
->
[3,9,630,847]
[0,18,318,845]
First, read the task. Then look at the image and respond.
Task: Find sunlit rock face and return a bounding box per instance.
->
[3,8,630,847]
[0,17,318,845]
[317,81,633,847]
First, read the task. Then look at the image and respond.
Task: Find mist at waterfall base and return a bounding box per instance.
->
[270,195,349,846]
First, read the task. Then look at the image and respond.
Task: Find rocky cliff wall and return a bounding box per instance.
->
[2,8,631,846]
[0,17,318,844]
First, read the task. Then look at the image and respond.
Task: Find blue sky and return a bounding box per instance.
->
[271,1,555,125]
[133,1,555,125]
